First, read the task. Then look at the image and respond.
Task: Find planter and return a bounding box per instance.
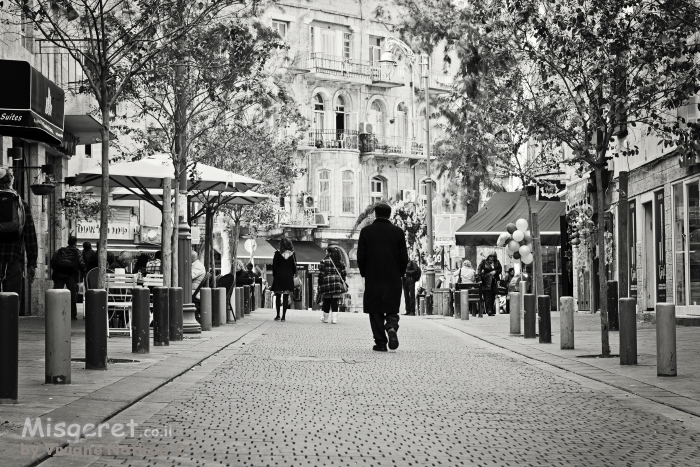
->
[30,183,56,196]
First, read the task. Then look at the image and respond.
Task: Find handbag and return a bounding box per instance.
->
[329,258,348,293]
[292,253,302,289]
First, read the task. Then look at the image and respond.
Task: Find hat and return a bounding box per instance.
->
[374,203,392,218]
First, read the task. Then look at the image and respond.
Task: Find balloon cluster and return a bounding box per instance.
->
[496,218,534,264]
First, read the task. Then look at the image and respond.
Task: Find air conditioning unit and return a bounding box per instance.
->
[358,122,373,134]
[304,194,316,209]
[401,189,417,203]
[314,213,330,226]
[140,225,162,245]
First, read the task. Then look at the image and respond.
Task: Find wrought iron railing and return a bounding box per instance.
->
[416,72,454,91]
[371,62,406,84]
[360,135,433,156]
[309,53,373,80]
[301,129,359,150]
[36,40,89,92]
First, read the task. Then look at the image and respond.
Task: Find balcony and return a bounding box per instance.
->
[36,40,88,93]
[299,130,359,150]
[307,53,373,84]
[371,62,405,88]
[415,73,454,93]
[359,135,432,158]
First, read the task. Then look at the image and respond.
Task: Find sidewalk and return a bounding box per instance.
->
[0,310,269,467]
[435,311,700,418]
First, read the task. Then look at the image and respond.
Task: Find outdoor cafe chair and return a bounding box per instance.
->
[107,273,138,337]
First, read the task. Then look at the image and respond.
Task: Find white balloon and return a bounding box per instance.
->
[522,253,534,264]
[516,218,529,232]
[512,230,524,242]
[508,240,520,252]
[519,245,531,256]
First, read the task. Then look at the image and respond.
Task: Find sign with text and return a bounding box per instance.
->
[77,220,132,240]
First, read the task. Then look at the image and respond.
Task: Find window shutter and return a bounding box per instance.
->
[335,30,344,57]
[350,111,357,133]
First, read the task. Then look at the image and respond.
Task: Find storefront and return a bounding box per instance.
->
[671,180,700,314]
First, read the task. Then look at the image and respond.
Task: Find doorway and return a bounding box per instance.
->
[643,201,654,310]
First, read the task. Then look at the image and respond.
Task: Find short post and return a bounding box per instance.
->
[478,291,483,318]
[509,292,520,335]
[255,284,262,309]
[131,288,150,354]
[519,281,527,314]
[243,285,251,315]
[538,295,551,344]
[608,280,619,331]
[619,298,637,365]
[153,287,169,346]
[523,294,536,339]
[236,288,244,320]
[85,290,108,370]
[0,293,19,403]
[454,290,461,319]
[45,289,71,384]
[217,288,227,325]
[460,290,469,320]
[560,296,575,349]
[656,302,677,376]
[169,287,183,342]
[419,296,426,316]
[212,288,222,327]
[200,288,212,331]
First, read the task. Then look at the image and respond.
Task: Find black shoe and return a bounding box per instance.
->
[281,317,286,321]
[387,328,399,350]
[373,344,387,352]
[274,316,280,321]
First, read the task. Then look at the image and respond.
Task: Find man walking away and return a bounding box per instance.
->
[357,203,409,351]
[51,236,86,320]
[402,259,421,316]
[0,167,38,302]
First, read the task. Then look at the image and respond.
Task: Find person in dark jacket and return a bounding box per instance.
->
[271,237,297,321]
[402,259,421,316]
[478,252,502,316]
[318,246,347,324]
[51,236,86,320]
[81,242,95,277]
[357,203,409,351]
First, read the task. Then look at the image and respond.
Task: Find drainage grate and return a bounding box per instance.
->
[576,354,620,359]
[71,358,140,364]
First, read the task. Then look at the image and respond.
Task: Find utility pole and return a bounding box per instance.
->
[423,54,435,294]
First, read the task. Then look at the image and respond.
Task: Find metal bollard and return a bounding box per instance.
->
[560,296,575,349]
[237,288,244,320]
[419,296,425,316]
[169,287,183,341]
[255,284,262,309]
[538,295,551,344]
[520,281,527,315]
[478,292,483,318]
[85,290,108,370]
[212,288,222,327]
[460,290,469,320]
[131,288,150,354]
[243,285,251,315]
[509,292,521,335]
[619,298,637,365]
[0,293,19,403]
[217,288,227,325]
[153,287,169,346]
[454,290,461,319]
[523,294,536,339]
[656,302,677,376]
[608,281,619,331]
[200,288,212,331]
[46,289,72,384]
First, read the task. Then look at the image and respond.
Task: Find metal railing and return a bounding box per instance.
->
[36,40,90,92]
[300,129,359,150]
[309,53,373,81]
[371,62,406,84]
[278,209,317,227]
[416,72,454,91]
[360,135,433,156]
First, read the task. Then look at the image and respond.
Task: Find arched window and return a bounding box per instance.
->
[371,176,386,205]
[335,95,349,136]
[313,94,325,134]
[318,169,331,212]
[342,170,355,213]
[396,102,409,143]
[370,100,385,140]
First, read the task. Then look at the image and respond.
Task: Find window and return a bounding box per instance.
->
[674,183,686,305]
[313,94,325,133]
[335,95,349,134]
[272,20,288,38]
[85,144,92,158]
[343,33,351,59]
[369,37,382,64]
[318,170,331,212]
[396,102,408,141]
[419,179,436,206]
[342,170,354,213]
[322,29,336,55]
[370,176,385,205]
[370,101,385,139]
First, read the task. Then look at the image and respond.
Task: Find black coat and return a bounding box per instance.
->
[271,251,297,293]
[357,218,409,315]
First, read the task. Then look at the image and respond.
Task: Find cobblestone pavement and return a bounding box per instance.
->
[43,310,700,467]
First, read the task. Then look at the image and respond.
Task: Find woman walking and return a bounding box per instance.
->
[478,252,502,316]
[318,247,347,324]
[271,237,297,321]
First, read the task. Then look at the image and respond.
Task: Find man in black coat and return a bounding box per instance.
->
[357,203,409,351]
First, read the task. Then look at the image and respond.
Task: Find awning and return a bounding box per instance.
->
[294,241,327,264]
[235,237,277,262]
[455,192,565,246]
[0,60,65,145]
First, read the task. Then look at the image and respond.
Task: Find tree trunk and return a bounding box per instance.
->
[171,173,180,287]
[162,177,172,287]
[532,212,545,301]
[463,189,481,267]
[97,102,111,289]
[595,165,611,356]
[231,219,241,290]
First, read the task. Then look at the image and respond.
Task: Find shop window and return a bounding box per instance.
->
[674,183,686,306]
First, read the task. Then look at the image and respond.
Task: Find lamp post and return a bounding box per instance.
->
[422,55,435,294]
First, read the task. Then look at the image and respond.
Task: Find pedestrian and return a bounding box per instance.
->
[402,258,421,316]
[110,251,133,271]
[191,250,206,298]
[146,251,162,275]
[478,252,502,316]
[0,167,38,299]
[318,246,347,324]
[82,242,95,272]
[51,236,86,320]
[271,237,297,321]
[88,241,100,271]
[457,259,477,284]
[133,253,149,277]
[357,203,409,351]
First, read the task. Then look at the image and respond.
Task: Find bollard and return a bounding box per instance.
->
[460,290,469,320]
[46,289,72,384]
[454,290,461,319]
[153,287,169,346]
[212,288,222,327]
[509,292,521,335]
[608,281,619,331]
[478,292,483,318]
[560,296,575,349]
[217,288,227,325]
[255,284,262,309]
[0,293,19,403]
[243,285,251,315]
[619,298,637,365]
[85,290,108,370]
[131,288,150,354]
[200,288,212,331]
[538,295,551,344]
[523,294,536,339]
[236,288,244,320]
[419,296,425,316]
[169,287,183,342]
[656,303,677,376]
[519,281,527,314]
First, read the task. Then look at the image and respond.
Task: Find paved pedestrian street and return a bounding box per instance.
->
[39,310,700,467]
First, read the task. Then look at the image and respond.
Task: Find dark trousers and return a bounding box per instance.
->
[402,279,416,314]
[54,276,78,319]
[0,260,23,298]
[483,290,495,315]
[322,297,339,312]
[369,313,400,345]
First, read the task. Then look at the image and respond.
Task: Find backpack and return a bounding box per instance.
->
[54,248,78,275]
[0,189,26,239]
